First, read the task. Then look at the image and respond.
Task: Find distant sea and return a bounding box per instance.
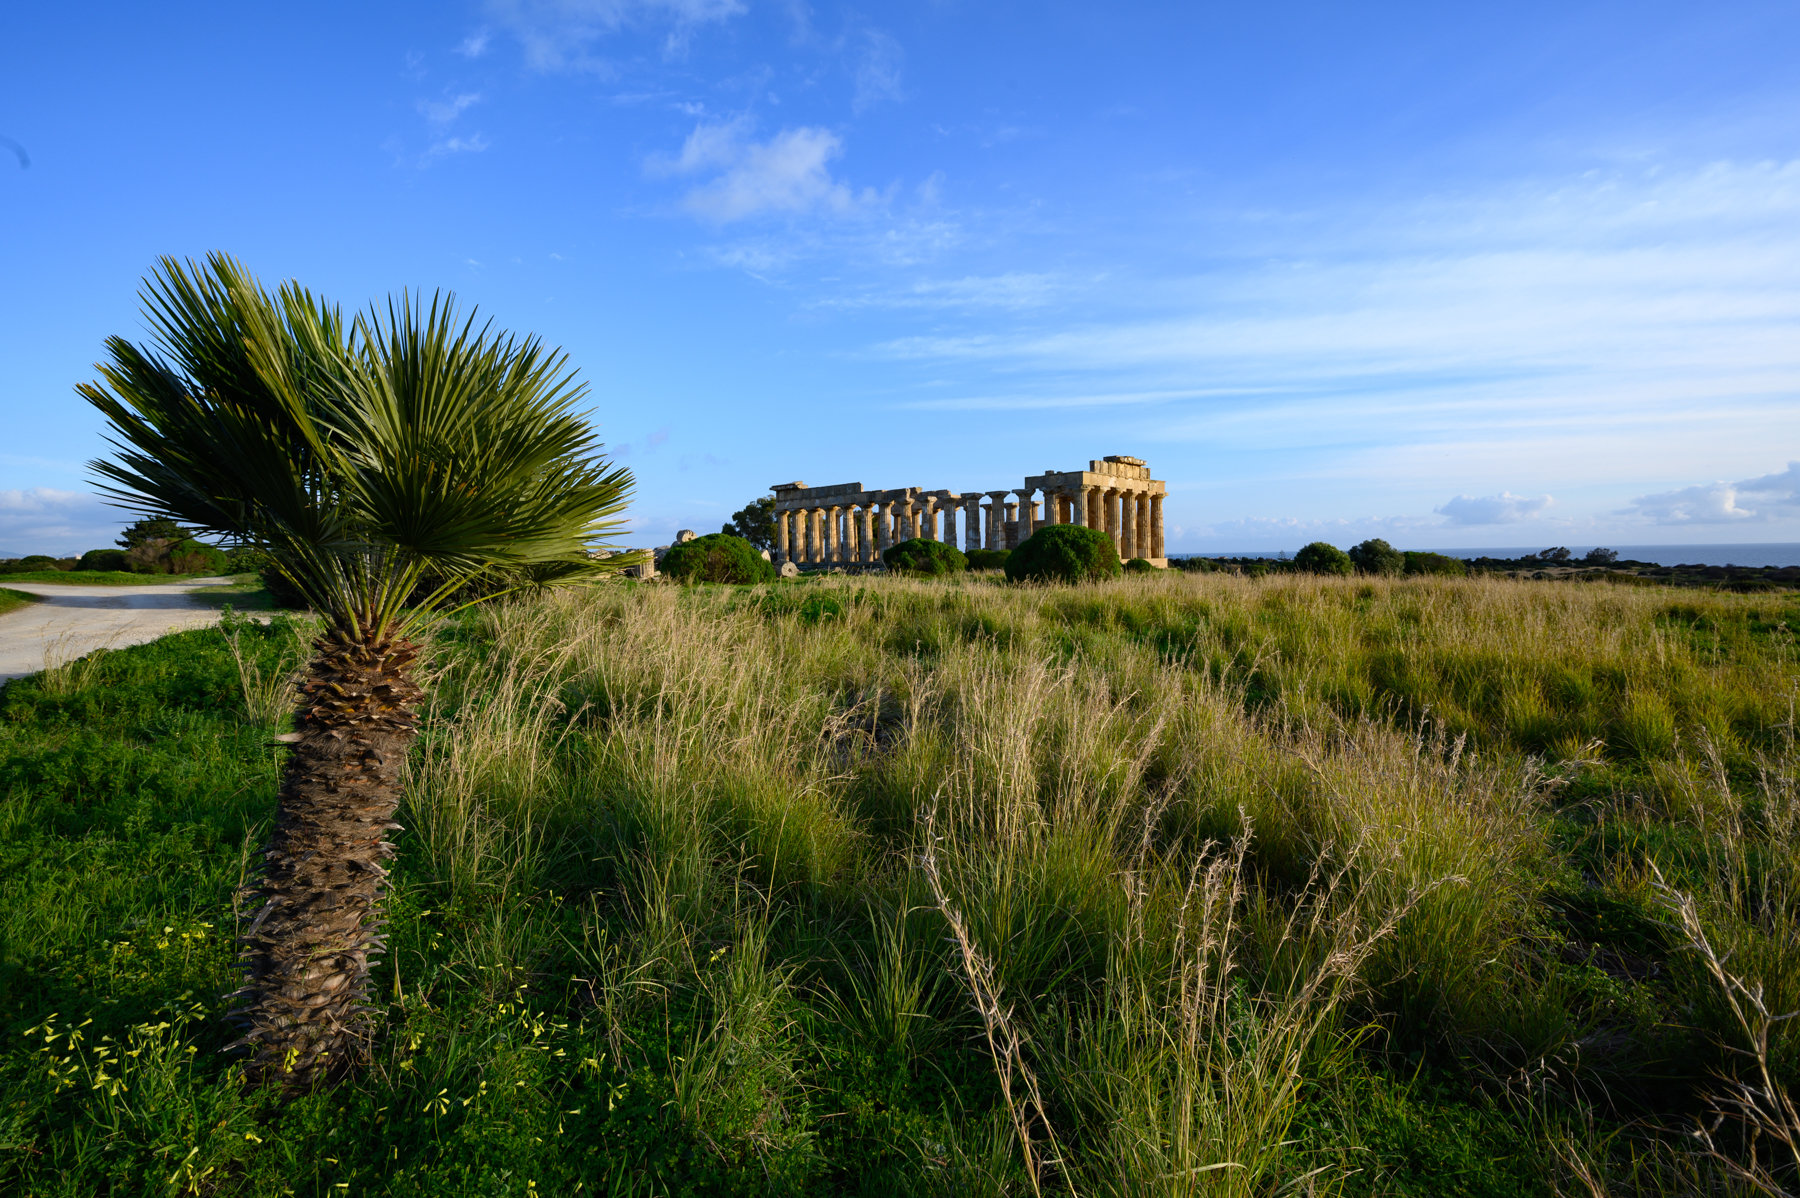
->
[1177,543,1800,568]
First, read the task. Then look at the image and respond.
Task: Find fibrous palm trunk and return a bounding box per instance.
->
[231,630,423,1091]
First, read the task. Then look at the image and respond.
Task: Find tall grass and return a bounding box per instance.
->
[3,571,1796,1194]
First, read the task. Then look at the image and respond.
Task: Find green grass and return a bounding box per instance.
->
[1,574,1796,1195]
[0,587,41,616]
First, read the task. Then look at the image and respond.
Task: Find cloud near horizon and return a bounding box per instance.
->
[1435,492,1554,526]
[1622,460,1800,524]
[0,488,120,557]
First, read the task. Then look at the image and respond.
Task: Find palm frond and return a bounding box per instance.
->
[83,253,635,639]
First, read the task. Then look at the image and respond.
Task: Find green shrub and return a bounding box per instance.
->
[1004,524,1121,584]
[168,538,228,575]
[1123,557,1156,574]
[662,533,776,584]
[965,548,1012,572]
[77,548,130,572]
[1403,551,1467,577]
[258,565,309,609]
[1348,538,1405,576]
[883,537,967,576]
[2,554,65,573]
[224,546,272,574]
[1294,541,1353,576]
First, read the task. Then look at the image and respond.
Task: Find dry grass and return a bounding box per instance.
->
[385,570,1800,1192]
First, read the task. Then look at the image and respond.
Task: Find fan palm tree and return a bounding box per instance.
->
[80,253,634,1090]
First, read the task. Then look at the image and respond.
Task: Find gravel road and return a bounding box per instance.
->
[0,577,235,683]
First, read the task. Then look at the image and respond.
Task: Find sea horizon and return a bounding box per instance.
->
[1175,542,1800,569]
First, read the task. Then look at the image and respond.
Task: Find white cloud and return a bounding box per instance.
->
[426,133,491,160]
[458,31,492,58]
[853,29,904,112]
[417,92,482,124]
[1436,492,1553,525]
[820,273,1061,312]
[486,0,746,70]
[1620,460,1800,524]
[0,489,120,557]
[651,121,873,223]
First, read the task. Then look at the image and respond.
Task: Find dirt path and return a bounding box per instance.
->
[0,577,235,683]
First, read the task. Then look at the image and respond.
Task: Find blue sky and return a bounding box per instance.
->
[2,1,1798,554]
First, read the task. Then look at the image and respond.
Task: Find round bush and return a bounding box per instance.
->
[1004,524,1121,584]
[1348,538,1405,576]
[662,533,776,584]
[77,548,129,572]
[1123,557,1156,574]
[1294,541,1353,576]
[965,548,1011,572]
[169,538,229,575]
[883,537,967,576]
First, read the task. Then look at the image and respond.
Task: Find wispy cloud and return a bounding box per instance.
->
[852,29,904,112]
[1436,491,1553,526]
[457,30,492,58]
[1621,460,1800,524]
[650,119,877,223]
[865,160,1800,492]
[486,0,746,70]
[820,273,1062,312]
[425,133,491,161]
[417,92,482,124]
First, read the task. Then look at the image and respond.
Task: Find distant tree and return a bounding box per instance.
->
[116,516,191,550]
[1123,557,1156,574]
[1294,541,1353,576]
[1541,546,1573,562]
[1583,547,1619,564]
[723,495,776,552]
[1348,538,1405,576]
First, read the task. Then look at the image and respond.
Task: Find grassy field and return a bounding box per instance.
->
[0,588,42,617]
[1,574,1796,1196]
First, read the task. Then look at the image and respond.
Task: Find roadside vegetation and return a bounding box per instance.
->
[0,587,41,617]
[3,571,1796,1195]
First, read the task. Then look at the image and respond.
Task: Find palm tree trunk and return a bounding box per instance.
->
[231,630,423,1091]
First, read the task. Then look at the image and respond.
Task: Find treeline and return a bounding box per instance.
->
[0,518,247,576]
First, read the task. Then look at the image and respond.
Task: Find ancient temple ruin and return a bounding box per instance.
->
[771,455,1167,569]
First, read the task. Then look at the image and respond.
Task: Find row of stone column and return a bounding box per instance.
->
[775,487,1164,566]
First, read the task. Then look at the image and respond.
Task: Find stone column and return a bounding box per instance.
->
[1135,494,1151,559]
[810,508,824,563]
[824,506,838,563]
[1015,488,1036,544]
[985,491,1008,549]
[877,501,894,553]
[939,500,954,546]
[775,508,790,564]
[1151,495,1165,559]
[859,506,874,562]
[1073,487,1088,530]
[1001,500,1018,548]
[1104,489,1120,552]
[1120,489,1136,560]
[964,496,982,553]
